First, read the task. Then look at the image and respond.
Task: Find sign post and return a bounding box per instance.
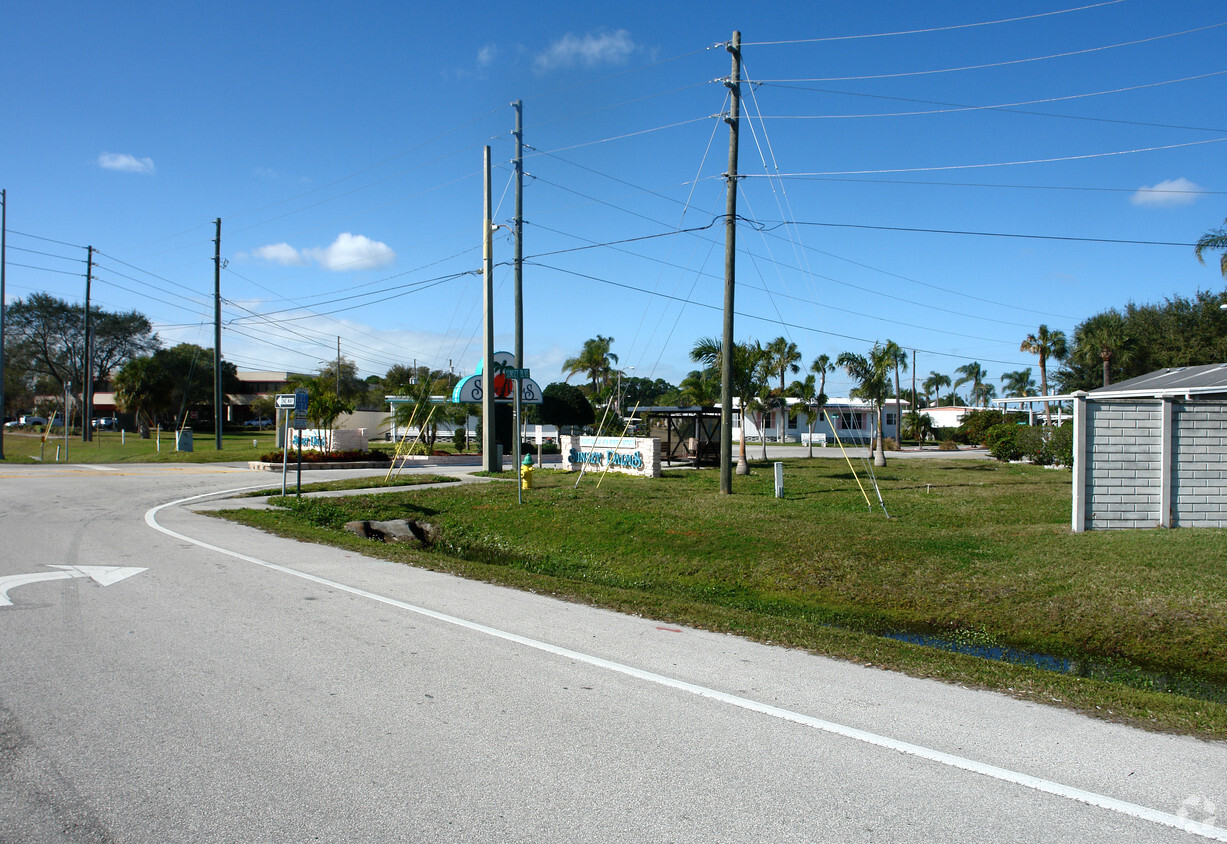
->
[293,389,309,497]
[275,394,295,496]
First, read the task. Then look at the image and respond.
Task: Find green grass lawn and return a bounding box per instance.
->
[217,457,1227,738]
[1,429,281,463]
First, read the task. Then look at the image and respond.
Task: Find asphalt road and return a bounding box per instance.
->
[1,461,1224,842]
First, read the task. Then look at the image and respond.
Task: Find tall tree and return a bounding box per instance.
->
[764,337,801,441]
[1194,218,1227,277]
[562,335,618,397]
[789,374,822,458]
[1074,312,1134,387]
[6,292,159,403]
[678,368,720,407]
[882,340,907,445]
[1019,325,1067,425]
[1000,368,1037,398]
[112,355,173,437]
[954,362,988,406]
[837,344,893,467]
[922,372,950,408]
[691,337,766,475]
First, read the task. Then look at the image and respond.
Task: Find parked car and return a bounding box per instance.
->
[243,417,274,429]
[18,415,47,427]
[92,417,117,430]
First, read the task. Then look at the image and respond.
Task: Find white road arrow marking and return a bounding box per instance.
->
[0,565,146,607]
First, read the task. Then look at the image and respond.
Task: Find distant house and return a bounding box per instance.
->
[1072,363,1227,531]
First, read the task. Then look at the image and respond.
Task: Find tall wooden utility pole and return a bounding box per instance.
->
[481,146,498,473]
[213,219,223,449]
[719,31,742,494]
[83,246,93,442]
[512,100,524,486]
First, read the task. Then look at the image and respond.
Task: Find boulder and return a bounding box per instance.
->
[343,519,439,546]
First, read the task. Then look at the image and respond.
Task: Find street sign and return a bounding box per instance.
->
[293,388,310,430]
[275,394,296,409]
[505,368,530,379]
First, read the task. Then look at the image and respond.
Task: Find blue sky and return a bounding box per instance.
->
[4,1,1225,400]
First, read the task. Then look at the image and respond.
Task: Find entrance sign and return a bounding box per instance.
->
[450,351,543,405]
[559,435,662,478]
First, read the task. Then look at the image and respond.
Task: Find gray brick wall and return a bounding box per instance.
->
[1172,403,1227,527]
[1082,399,1226,529]
[1085,401,1162,529]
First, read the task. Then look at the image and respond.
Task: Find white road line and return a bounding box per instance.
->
[79,465,117,471]
[146,489,1227,842]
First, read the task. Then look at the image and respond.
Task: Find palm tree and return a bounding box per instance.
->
[691,337,767,475]
[678,368,720,406]
[922,372,951,408]
[811,353,834,401]
[764,337,802,441]
[1019,325,1067,425]
[954,362,988,406]
[1000,367,1037,398]
[789,374,823,458]
[113,355,172,437]
[1075,313,1133,387]
[562,335,618,397]
[882,340,907,447]
[1194,218,1227,277]
[837,344,893,467]
[970,381,997,408]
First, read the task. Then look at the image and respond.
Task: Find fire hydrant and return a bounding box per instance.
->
[520,454,534,490]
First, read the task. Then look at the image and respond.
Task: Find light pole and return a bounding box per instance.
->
[616,366,636,418]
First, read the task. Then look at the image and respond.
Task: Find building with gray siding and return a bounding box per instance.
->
[1071,364,1227,531]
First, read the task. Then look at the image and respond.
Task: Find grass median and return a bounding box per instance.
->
[215,457,1227,739]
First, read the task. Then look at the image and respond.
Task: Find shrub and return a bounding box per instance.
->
[938,440,959,451]
[882,437,899,451]
[453,428,468,452]
[1046,421,1074,467]
[985,423,1024,462]
[1015,426,1048,465]
[935,426,967,445]
[959,410,1008,446]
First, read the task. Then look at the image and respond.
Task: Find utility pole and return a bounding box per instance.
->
[719,31,742,494]
[336,336,341,395]
[0,189,6,460]
[512,100,524,486]
[213,219,223,450]
[83,246,93,442]
[481,146,497,473]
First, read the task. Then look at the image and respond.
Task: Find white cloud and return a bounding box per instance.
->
[1131,177,1201,207]
[303,233,396,271]
[533,30,636,74]
[98,152,156,174]
[250,243,306,266]
[477,44,498,67]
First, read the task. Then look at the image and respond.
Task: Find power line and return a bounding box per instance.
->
[526,259,1033,367]
[743,1,1126,44]
[750,23,1227,83]
[744,135,1227,177]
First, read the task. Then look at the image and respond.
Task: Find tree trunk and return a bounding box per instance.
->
[874,405,887,467]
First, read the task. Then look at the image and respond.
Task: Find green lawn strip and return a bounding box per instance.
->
[239,474,458,497]
[210,458,1227,738]
[213,501,1227,738]
[1,430,279,463]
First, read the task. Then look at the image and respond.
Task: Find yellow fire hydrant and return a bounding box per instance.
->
[520,454,535,490]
